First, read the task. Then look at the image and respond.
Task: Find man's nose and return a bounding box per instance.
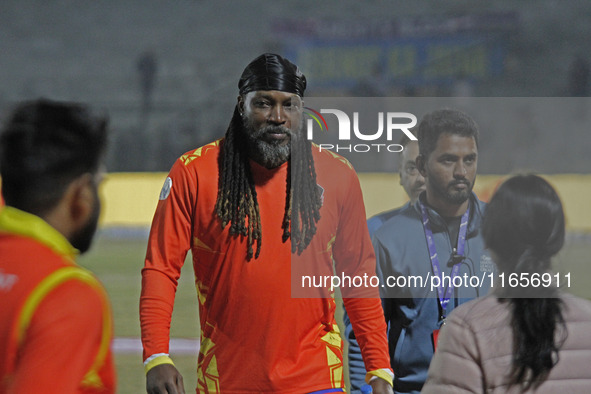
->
[453,162,467,178]
[268,105,286,124]
[416,171,425,184]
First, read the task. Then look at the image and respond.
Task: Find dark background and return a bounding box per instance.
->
[1,0,590,173]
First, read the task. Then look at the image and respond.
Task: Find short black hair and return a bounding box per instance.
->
[417,109,479,160]
[0,99,108,216]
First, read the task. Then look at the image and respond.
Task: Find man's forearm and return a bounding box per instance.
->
[140,268,178,361]
[343,297,392,377]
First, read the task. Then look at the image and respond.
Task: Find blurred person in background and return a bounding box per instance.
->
[0,99,115,393]
[140,53,394,394]
[367,137,425,236]
[422,174,591,393]
[345,136,425,392]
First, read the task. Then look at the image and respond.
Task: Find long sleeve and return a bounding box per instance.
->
[140,159,195,362]
[343,307,367,390]
[333,167,392,381]
[344,212,396,390]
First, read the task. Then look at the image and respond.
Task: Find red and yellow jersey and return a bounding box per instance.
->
[140,139,392,393]
[0,207,115,394]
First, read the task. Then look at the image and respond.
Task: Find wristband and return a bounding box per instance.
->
[144,353,175,374]
[366,368,394,386]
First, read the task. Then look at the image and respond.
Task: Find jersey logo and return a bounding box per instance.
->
[317,184,325,206]
[480,254,494,273]
[0,270,19,292]
[159,177,172,200]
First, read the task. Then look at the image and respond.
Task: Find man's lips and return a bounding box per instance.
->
[262,131,290,142]
[451,181,469,190]
[266,132,288,139]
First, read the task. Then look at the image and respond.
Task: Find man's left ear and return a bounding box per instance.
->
[237,95,245,116]
[69,174,95,227]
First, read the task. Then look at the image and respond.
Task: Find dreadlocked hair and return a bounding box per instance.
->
[215,106,322,259]
[215,106,262,259]
[288,132,322,254]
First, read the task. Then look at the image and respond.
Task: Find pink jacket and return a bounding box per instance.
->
[422,293,591,393]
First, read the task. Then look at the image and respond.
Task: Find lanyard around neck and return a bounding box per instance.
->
[419,200,470,317]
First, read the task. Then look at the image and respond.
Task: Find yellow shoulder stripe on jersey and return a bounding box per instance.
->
[180,139,222,166]
[0,206,77,262]
[14,266,112,390]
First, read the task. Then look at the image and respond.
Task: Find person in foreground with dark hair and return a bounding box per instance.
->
[140,53,393,393]
[0,99,115,393]
[422,174,591,393]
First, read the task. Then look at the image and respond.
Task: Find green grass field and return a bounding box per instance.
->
[78,232,591,393]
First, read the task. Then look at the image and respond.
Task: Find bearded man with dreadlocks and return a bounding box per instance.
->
[139,54,394,394]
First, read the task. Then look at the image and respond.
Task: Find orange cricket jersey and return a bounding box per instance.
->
[0,207,115,394]
[140,139,391,393]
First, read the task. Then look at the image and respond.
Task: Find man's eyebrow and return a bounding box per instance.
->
[438,153,459,159]
[254,94,273,100]
[251,93,300,105]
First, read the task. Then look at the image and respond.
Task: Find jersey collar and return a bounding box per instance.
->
[0,206,78,262]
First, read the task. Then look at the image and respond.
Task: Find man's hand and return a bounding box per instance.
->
[146,364,185,394]
[370,377,394,394]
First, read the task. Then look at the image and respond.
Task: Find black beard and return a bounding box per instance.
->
[432,178,473,206]
[446,188,471,205]
[70,189,100,253]
[243,123,292,169]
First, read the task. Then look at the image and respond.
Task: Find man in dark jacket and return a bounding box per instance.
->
[374,109,494,393]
